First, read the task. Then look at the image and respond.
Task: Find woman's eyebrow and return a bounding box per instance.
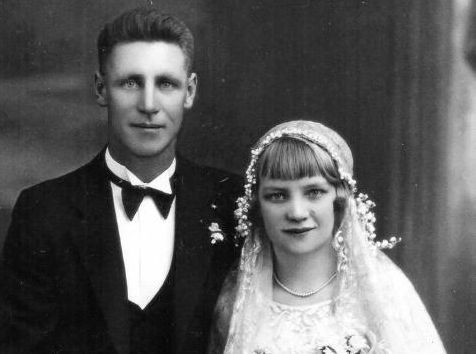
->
[261,185,287,191]
[301,182,328,188]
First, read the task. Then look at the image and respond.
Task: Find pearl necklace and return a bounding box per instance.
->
[273,271,337,298]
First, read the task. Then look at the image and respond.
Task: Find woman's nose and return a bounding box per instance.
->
[285,198,308,222]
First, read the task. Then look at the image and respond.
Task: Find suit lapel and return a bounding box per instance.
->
[173,159,215,345]
[72,153,130,354]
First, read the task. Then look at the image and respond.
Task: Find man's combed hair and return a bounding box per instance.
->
[97,7,194,74]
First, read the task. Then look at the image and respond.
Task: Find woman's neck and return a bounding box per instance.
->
[272,246,337,305]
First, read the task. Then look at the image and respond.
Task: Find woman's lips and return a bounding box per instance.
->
[282,226,316,235]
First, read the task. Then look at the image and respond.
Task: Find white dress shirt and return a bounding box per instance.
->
[105,149,176,309]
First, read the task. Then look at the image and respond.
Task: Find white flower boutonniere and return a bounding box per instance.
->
[209,222,225,244]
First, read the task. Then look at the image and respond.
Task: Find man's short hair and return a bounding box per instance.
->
[97,7,194,74]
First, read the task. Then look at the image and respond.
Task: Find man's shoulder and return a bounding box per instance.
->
[16,154,102,206]
[177,156,243,191]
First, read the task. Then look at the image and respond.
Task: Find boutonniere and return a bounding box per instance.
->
[208,222,225,244]
[207,203,226,245]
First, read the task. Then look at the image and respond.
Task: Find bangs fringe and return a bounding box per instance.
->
[258,137,339,182]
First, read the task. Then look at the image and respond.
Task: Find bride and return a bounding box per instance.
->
[209,120,446,353]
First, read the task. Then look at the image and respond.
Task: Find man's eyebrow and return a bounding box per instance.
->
[112,73,143,81]
[128,74,144,79]
[155,73,182,81]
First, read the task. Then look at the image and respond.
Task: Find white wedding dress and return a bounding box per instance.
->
[253,295,370,354]
[210,238,446,354]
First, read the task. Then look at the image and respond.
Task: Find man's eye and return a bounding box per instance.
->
[121,79,139,88]
[159,80,176,89]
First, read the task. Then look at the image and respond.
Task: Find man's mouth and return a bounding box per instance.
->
[131,123,164,129]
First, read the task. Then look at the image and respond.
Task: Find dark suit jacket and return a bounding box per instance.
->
[0,152,242,354]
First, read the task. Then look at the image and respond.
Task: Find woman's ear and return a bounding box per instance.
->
[94,72,108,107]
[333,185,350,235]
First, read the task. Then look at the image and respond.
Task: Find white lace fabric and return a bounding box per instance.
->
[253,296,369,354]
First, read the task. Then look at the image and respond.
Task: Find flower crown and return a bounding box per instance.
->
[234,121,400,250]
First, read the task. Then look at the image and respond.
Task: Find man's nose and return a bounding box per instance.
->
[138,83,160,115]
[285,198,308,222]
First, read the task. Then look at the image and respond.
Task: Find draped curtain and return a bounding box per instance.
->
[388,0,476,351]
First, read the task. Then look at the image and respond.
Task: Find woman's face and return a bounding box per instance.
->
[258,174,336,257]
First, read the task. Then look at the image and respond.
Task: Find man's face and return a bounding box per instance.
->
[96,41,197,165]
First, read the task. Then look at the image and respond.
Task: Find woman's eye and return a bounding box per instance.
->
[265,192,286,202]
[307,189,324,199]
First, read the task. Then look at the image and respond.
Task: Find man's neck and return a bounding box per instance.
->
[108,148,175,183]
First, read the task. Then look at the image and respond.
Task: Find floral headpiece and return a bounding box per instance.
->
[234,120,400,250]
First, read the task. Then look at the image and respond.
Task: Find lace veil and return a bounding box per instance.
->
[209,121,446,354]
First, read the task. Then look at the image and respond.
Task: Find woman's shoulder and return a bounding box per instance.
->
[374,250,417,292]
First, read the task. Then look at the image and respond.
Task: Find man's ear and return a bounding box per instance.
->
[184,72,197,109]
[95,72,108,107]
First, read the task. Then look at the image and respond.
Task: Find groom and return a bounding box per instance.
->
[0,7,241,354]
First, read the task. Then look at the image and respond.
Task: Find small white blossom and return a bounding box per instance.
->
[210,232,224,244]
[348,334,370,351]
[208,222,222,233]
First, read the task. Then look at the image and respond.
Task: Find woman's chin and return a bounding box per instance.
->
[274,242,332,258]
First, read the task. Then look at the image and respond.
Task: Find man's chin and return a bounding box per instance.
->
[111,145,165,162]
[131,147,170,159]
[131,141,176,159]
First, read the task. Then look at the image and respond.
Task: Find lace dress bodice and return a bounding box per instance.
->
[253,297,371,354]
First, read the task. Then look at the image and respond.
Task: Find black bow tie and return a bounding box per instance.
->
[106,168,176,220]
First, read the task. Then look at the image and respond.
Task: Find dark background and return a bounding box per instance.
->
[0,0,474,352]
